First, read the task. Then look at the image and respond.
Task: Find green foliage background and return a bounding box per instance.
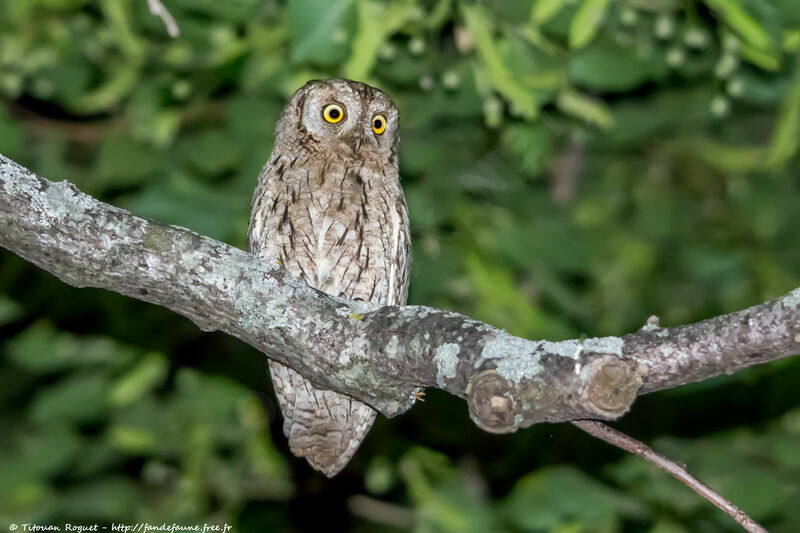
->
[1,0,800,531]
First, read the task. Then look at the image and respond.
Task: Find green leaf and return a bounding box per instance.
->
[570,38,669,91]
[109,352,168,407]
[503,466,645,530]
[738,39,782,70]
[344,0,421,81]
[287,0,356,64]
[124,174,247,242]
[168,0,262,21]
[0,424,82,501]
[108,425,157,454]
[649,521,691,533]
[557,88,615,129]
[365,456,396,495]
[462,5,544,118]
[399,448,496,533]
[465,252,573,339]
[72,62,141,115]
[569,0,610,48]
[175,129,243,176]
[0,294,22,326]
[668,137,765,172]
[704,0,777,52]
[6,322,136,373]
[500,121,554,176]
[30,373,111,424]
[91,135,162,190]
[59,478,140,520]
[764,69,800,169]
[531,0,567,25]
[0,103,23,157]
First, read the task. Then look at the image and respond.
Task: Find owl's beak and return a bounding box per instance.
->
[344,130,365,154]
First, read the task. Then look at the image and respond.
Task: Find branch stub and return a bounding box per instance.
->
[466,369,521,434]
[583,356,641,418]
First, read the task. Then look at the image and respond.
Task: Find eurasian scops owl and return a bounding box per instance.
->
[248,79,411,476]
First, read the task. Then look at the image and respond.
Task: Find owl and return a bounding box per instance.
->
[248,79,411,477]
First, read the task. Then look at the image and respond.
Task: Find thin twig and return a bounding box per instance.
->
[146,0,180,37]
[572,420,767,533]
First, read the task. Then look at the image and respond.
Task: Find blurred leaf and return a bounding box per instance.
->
[6,322,136,373]
[607,454,705,514]
[365,456,396,495]
[425,0,453,30]
[0,424,82,496]
[728,69,794,105]
[557,88,614,129]
[738,39,782,70]
[463,5,546,118]
[500,121,554,176]
[287,0,356,64]
[72,63,141,114]
[70,438,123,478]
[124,174,247,242]
[570,38,668,92]
[598,86,715,146]
[0,103,24,157]
[108,424,158,454]
[0,295,22,326]
[30,373,111,424]
[649,521,690,533]
[168,0,262,21]
[344,0,421,81]
[531,0,567,25]
[466,252,574,339]
[175,129,243,176]
[569,0,610,49]
[668,137,765,172]
[172,368,246,429]
[764,67,800,169]
[91,135,162,190]
[399,448,495,533]
[704,0,777,53]
[99,0,145,59]
[503,465,646,531]
[109,352,168,407]
[58,478,139,520]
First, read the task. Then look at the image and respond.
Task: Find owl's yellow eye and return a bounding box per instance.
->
[323,104,345,123]
[372,114,387,134]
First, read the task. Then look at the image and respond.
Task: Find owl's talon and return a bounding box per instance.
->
[415,391,425,402]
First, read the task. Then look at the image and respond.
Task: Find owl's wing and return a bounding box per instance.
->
[392,195,412,305]
[248,160,392,477]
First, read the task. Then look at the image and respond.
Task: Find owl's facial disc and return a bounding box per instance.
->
[292,79,398,160]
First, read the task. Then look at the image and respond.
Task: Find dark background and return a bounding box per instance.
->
[1,0,799,531]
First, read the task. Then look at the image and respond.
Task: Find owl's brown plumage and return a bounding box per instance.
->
[248,79,411,476]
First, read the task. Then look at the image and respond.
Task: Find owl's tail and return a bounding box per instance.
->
[268,360,376,477]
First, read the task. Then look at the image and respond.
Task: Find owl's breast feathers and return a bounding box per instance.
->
[249,148,411,476]
[249,151,410,306]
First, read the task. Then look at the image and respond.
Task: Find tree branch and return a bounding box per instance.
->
[1,153,799,431]
[572,420,767,533]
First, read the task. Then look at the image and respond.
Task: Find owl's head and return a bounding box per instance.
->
[276,79,399,162]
